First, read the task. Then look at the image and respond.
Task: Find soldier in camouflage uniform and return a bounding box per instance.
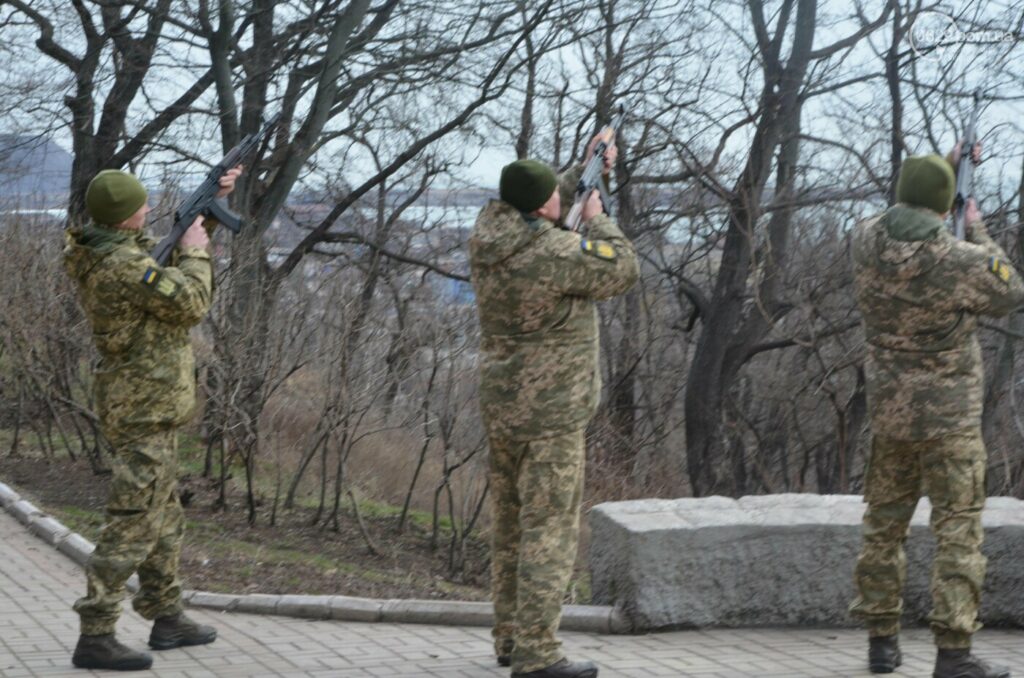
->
[470,134,638,678]
[849,144,1020,678]
[63,166,241,671]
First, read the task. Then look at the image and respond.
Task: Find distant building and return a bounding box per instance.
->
[0,135,72,208]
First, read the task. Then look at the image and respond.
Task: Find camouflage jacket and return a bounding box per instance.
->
[64,223,213,436]
[469,170,640,440]
[852,204,1024,440]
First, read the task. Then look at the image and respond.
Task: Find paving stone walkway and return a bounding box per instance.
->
[1,509,1022,677]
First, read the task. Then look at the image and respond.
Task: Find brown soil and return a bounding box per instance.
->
[0,456,490,600]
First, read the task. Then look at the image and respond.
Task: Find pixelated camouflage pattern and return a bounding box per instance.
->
[850,430,987,649]
[63,223,213,434]
[852,205,1024,440]
[489,430,585,673]
[469,170,639,441]
[64,222,211,635]
[73,430,185,635]
[472,166,637,673]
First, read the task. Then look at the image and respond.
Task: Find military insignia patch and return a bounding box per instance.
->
[141,267,179,297]
[580,238,617,261]
[156,277,178,297]
[989,257,1011,284]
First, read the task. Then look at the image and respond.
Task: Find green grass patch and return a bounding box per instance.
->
[176,432,209,475]
[0,428,57,456]
[569,570,592,605]
[355,496,453,532]
[184,530,471,594]
[283,491,453,535]
[52,505,104,541]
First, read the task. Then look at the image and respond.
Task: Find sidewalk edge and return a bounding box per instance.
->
[0,479,630,634]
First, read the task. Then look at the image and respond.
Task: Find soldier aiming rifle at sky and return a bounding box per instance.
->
[469,109,638,678]
[63,151,249,670]
[848,124,1022,678]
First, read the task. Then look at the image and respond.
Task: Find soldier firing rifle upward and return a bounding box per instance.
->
[848,123,1021,678]
[469,109,638,678]
[62,132,254,670]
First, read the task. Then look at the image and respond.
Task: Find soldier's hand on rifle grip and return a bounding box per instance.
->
[965,197,983,230]
[216,165,244,198]
[581,189,603,222]
[180,215,211,250]
[586,132,617,176]
[949,140,982,169]
[603,141,618,175]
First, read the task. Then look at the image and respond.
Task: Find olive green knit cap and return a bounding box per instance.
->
[85,170,148,225]
[499,159,558,213]
[896,154,956,215]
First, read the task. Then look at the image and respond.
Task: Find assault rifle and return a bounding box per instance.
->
[952,91,982,240]
[565,103,629,232]
[152,114,280,265]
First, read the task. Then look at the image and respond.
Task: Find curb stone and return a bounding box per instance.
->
[57,532,94,567]
[0,477,628,634]
[276,594,331,619]
[234,593,280,616]
[28,514,70,546]
[9,498,42,525]
[328,595,381,623]
[381,599,493,626]
[0,482,20,508]
[189,591,241,611]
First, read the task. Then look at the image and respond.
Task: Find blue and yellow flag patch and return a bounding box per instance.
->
[580,238,617,261]
[989,257,1011,284]
[141,267,178,297]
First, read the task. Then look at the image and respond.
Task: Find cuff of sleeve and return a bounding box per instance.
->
[585,214,624,240]
[178,246,211,260]
[967,220,989,243]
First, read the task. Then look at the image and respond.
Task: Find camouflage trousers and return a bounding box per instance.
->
[849,428,987,649]
[489,429,585,674]
[74,428,185,635]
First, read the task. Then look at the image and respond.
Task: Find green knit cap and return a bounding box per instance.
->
[499,159,558,213]
[896,154,956,214]
[85,170,148,225]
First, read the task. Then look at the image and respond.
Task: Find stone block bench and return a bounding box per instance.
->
[589,494,1024,632]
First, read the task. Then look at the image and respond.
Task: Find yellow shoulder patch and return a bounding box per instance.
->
[581,238,617,262]
[989,257,1011,284]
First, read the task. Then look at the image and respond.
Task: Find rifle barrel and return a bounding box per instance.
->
[952,90,983,240]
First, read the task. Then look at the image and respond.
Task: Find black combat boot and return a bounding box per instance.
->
[933,648,1011,678]
[149,612,217,650]
[512,658,599,678]
[498,638,514,667]
[72,634,153,671]
[869,635,902,673]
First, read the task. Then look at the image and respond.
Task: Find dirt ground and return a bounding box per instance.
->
[0,455,492,601]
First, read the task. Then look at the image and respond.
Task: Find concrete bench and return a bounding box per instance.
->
[589,494,1024,632]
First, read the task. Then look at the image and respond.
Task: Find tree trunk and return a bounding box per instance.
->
[684,0,816,496]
